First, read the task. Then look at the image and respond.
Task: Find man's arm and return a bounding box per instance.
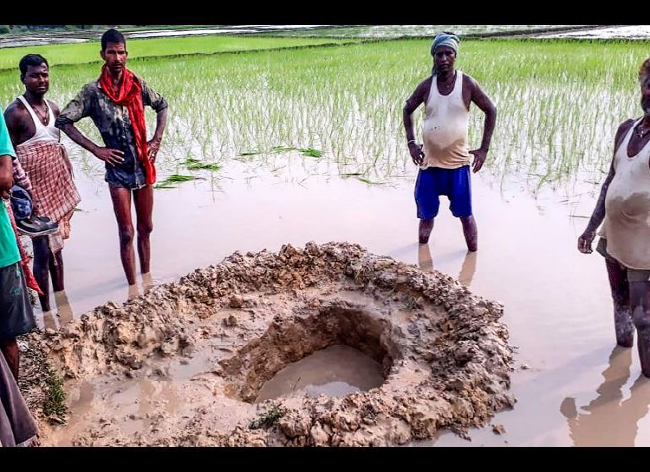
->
[578,119,634,254]
[468,77,497,173]
[0,111,16,198]
[579,164,615,251]
[141,79,168,163]
[403,78,430,166]
[56,122,124,167]
[55,90,124,167]
[4,103,29,148]
[3,104,34,193]
[147,107,168,163]
[0,155,12,198]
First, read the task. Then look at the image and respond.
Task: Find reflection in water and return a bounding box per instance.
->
[417,244,477,287]
[560,347,650,447]
[142,272,154,293]
[54,290,75,326]
[418,244,434,273]
[127,284,140,301]
[41,310,59,331]
[458,251,477,287]
[36,291,75,331]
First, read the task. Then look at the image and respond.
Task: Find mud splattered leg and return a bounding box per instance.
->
[630,281,650,377]
[419,219,434,245]
[460,216,478,253]
[606,259,633,348]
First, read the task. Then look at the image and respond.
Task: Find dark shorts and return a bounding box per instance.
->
[105,153,147,190]
[597,238,650,283]
[414,166,472,219]
[0,263,35,339]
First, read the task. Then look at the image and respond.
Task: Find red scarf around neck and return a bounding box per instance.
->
[99,65,156,185]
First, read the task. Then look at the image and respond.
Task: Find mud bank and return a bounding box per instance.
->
[23,242,514,446]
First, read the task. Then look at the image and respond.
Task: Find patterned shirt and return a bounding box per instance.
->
[56,75,168,189]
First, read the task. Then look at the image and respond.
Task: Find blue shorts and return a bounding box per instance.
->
[414,166,472,219]
[104,148,147,190]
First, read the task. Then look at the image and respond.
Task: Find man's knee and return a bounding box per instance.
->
[118,228,135,246]
[137,221,153,237]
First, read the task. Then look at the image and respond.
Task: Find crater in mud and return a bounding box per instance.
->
[25,242,515,447]
[255,345,385,403]
[221,306,393,403]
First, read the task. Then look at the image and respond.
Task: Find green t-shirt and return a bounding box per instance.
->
[0,111,20,269]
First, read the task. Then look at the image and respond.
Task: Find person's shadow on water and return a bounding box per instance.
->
[560,346,650,447]
[418,245,477,287]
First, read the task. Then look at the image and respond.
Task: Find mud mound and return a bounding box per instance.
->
[28,242,515,446]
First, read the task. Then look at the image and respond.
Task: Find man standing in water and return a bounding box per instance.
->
[5,54,81,314]
[578,58,650,377]
[403,32,496,251]
[0,108,37,382]
[56,28,168,287]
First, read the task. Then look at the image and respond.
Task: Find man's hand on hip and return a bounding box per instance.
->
[470,148,487,173]
[408,142,424,166]
[94,147,125,167]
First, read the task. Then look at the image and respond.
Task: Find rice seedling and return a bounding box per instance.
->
[185,158,222,171]
[1,36,646,198]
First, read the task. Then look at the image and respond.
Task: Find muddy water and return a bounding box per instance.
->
[255,345,384,403]
[54,377,181,446]
[50,345,236,446]
[37,141,650,447]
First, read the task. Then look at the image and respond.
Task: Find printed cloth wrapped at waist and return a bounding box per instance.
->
[15,141,80,223]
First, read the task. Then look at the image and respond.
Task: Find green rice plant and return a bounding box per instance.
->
[1,37,647,198]
[185,157,222,171]
[299,148,323,158]
[154,174,201,189]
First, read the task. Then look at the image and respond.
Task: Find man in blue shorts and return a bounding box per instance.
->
[56,29,168,287]
[403,32,497,251]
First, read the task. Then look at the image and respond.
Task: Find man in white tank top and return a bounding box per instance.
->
[403,32,496,252]
[578,58,650,377]
[4,54,80,316]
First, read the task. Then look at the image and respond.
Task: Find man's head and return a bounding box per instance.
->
[100,28,128,74]
[431,32,460,76]
[639,58,650,115]
[19,54,49,95]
